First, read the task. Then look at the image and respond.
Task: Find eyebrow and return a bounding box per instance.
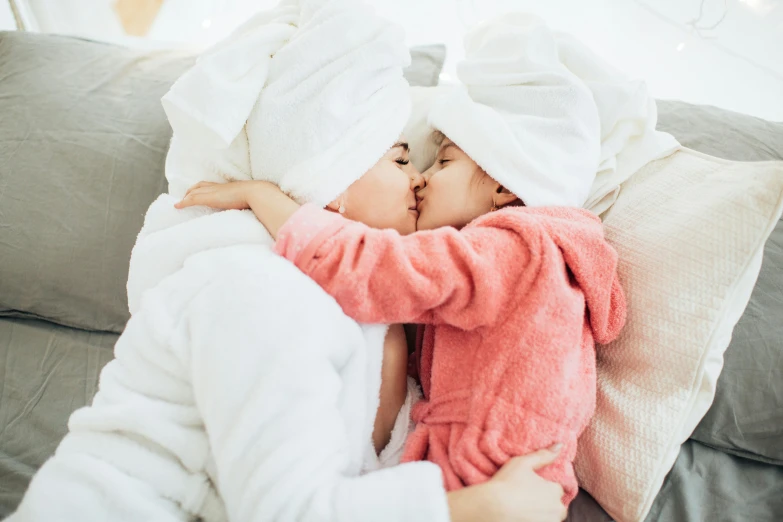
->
[392,141,409,152]
[440,142,458,153]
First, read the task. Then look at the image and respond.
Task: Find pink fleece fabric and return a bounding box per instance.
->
[275,204,626,505]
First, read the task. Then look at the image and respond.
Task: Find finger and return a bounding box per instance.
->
[185,181,214,197]
[520,444,563,470]
[184,183,202,197]
[174,193,198,209]
[175,189,208,209]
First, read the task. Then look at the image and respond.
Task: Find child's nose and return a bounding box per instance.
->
[421,165,435,184]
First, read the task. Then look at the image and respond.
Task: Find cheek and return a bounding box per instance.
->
[429,171,470,210]
[347,167,409,227]
[380,169,412,209]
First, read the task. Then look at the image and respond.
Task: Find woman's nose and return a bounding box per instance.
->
[410,168,426,192]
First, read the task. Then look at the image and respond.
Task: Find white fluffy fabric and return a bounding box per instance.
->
[428,13,602,208]
[162,0,411,206]
[10,197,449,522]
[8,1,451,521]
[408,14,678,214]
[552,32,680,215]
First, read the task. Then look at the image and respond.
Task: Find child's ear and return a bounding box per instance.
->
[494,185,520,207]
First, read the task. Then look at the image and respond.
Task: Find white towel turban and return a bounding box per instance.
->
[162,0,411,207]
[428,14,602,208]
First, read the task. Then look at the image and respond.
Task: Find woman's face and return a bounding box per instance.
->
[415,137,499,231]
[333,136,424,235]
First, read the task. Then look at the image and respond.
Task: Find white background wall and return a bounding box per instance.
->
[0,1,16,30]
[5,0,783,120]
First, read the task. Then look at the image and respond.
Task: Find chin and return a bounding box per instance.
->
[415,219,434,231]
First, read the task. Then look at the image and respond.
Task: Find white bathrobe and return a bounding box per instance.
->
[8,197,449,522]
[8,0,449,519]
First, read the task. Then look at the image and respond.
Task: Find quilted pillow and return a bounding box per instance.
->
[574,148,783,522]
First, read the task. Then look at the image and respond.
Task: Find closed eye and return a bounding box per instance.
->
[438,159,450,165]
[396,159,410,165]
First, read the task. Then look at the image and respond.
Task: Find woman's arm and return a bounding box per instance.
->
[450,451,568,522]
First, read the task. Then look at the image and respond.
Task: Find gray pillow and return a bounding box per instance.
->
[0,31,446,334]
[0,317,117,517]
[645,440,783,522]
[406,44,446,87]
[658,100,783,465]
[0,32,192,333]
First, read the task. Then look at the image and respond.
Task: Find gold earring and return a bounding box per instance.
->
[490,202,498,212]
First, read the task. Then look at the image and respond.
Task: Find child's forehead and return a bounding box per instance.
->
[439,140,460,154]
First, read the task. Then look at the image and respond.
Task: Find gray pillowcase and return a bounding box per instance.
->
[406,44,446,87]
[0,31,446,333]
[657,100,783,465]
[0,317,117,517]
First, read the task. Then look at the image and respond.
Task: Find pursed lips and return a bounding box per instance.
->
[409,195,420,215]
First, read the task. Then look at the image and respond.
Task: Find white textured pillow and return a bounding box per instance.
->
[574,148,783,522]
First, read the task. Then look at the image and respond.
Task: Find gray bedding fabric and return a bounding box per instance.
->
[646,440,783,522]
[406,44,447,87]
[656,100,783,161]
[0,317,117,517]
[568,440,783,522]
[0,32,192,333]
[0,30,446,334]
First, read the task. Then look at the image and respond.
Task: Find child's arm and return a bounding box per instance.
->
[175,179,541,329]
[275,204,539,330]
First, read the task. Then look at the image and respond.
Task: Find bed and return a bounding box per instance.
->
[1,30,782,521]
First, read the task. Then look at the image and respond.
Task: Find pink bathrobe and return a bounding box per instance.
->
[275,204,626,504]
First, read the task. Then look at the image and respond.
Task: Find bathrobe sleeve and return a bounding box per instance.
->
[275,204,541,330]
[185,254,450,522]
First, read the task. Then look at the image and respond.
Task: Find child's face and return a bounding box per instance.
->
[416,138,498,231]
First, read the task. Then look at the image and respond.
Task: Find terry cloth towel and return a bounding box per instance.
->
[275,203,627,505]
[162,0,411,205]
[7,2,450,522]
[427,13,603,209]
[411,14,678,214]
[551,32,680,215]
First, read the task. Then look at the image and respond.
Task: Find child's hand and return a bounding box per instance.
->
[175,180,270,211]
[176,180,300,240]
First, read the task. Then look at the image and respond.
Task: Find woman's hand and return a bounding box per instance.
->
[175,180,263,210]
[176,180,301,240]
[448,445,567,522]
